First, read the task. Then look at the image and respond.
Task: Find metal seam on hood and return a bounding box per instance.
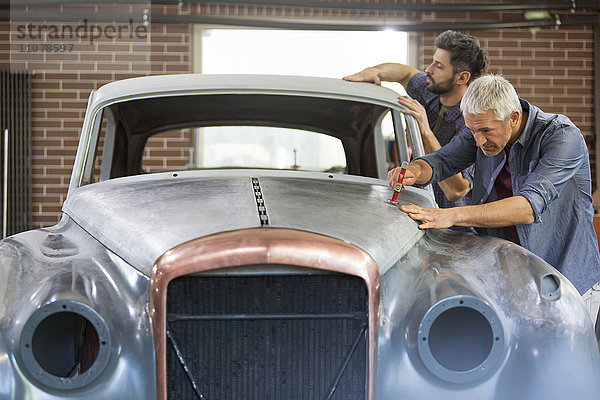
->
[251,177,269,227]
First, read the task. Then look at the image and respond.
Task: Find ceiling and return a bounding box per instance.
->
[1,1,599,31]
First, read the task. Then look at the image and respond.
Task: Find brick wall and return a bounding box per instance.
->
[2,4,190,228]
[142,129,192,173]
[422,26,595,178]
[1,2,597,230]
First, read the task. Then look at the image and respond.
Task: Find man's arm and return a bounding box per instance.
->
[400,196,535,230]
[343,63,420,88]
[437,176,471,202]
[391,158,533,229]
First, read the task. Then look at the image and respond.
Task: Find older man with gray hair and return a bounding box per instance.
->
[392,74,600,323]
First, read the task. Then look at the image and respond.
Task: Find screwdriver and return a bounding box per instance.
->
[386,161,409,205]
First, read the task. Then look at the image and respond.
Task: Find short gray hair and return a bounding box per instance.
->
[460,74,522,121]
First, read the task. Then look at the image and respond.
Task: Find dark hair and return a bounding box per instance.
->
[434,30,489,83]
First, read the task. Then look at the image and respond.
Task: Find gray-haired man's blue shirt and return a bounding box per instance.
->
[420,99,600,294]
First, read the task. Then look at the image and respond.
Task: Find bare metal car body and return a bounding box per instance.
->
[0,74,599,400]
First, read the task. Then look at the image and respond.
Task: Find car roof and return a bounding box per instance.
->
[89,73,403,110]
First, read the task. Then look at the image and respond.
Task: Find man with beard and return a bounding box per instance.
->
[344,31,488,221]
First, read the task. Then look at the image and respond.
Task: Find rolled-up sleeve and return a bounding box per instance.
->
[514,118,587,223]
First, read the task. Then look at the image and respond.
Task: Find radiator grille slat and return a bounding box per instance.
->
[166,274,368,400]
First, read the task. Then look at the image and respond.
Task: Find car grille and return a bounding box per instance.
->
[166,273,368,400]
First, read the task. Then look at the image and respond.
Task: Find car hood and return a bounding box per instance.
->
[63,170,431,276]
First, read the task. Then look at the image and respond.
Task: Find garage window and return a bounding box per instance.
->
[142,126,346,173]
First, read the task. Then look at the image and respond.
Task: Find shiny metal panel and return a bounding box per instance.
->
[63,173,260,274]
[0,216,156,399]
[259,176,430,274]
[376,229,600,399]
[63,169,431,276]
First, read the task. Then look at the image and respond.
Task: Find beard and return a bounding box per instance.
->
[426,74,455,95]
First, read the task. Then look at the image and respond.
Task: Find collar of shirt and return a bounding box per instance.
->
[513,99,535,150]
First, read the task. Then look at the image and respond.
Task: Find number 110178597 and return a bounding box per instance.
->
[18,43,74,52]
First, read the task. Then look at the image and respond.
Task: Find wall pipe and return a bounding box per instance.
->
[4,10,599,31]
[5,1,600,13]
[595,25,600,195]
[2,129,7,239]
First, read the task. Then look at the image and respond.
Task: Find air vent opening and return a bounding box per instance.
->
[31,311,100,377]
[19,300,111,390]
[427,306,493,371]
[418,295,505,384]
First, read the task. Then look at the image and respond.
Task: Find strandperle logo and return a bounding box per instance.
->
[16,19,148,44]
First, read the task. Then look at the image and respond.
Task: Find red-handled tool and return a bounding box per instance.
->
[386,161,409,205]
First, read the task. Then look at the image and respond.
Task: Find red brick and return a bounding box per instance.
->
[44,72,78,80]
[532,68,569,76]
[553,60,588,68]
[62,82,95,90]
[554,78,586,86]
[567,69,593,77]
[79,73,113,80]
[520,40,551,49]
[165,64,189,72]
[11,53,45,61]
[501,50,533,58]
[45,53,78,61]
[166,45,188,53]
[166,25,188,34]
[63,121,85,128]
[553,41,584,49]
[567,51,592,59]
[96,62,131,71]
[151,54,182,62]
[116,54,148,62]
[113,73,144,80]
[535,86,566,95]
[567,32,594,40]
[518,77,552,86]
[34,177,62,185]
[31,65,62,74]
[97,44,131,52]
[34,100,60,109]
[132,44,153,53]
[80,54,113,61]
[45,91,76,99]
[149,35,184,43]
[535,50,567,58]
[62,62,95,70]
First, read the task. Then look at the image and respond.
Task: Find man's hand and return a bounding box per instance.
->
[397,97,431,137]
[343,68,381,85]
[388,161,428,188]
[400,203,456,229]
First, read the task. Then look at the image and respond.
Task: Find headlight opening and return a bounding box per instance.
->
[19,299,111,390]
[417,295,505,384]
